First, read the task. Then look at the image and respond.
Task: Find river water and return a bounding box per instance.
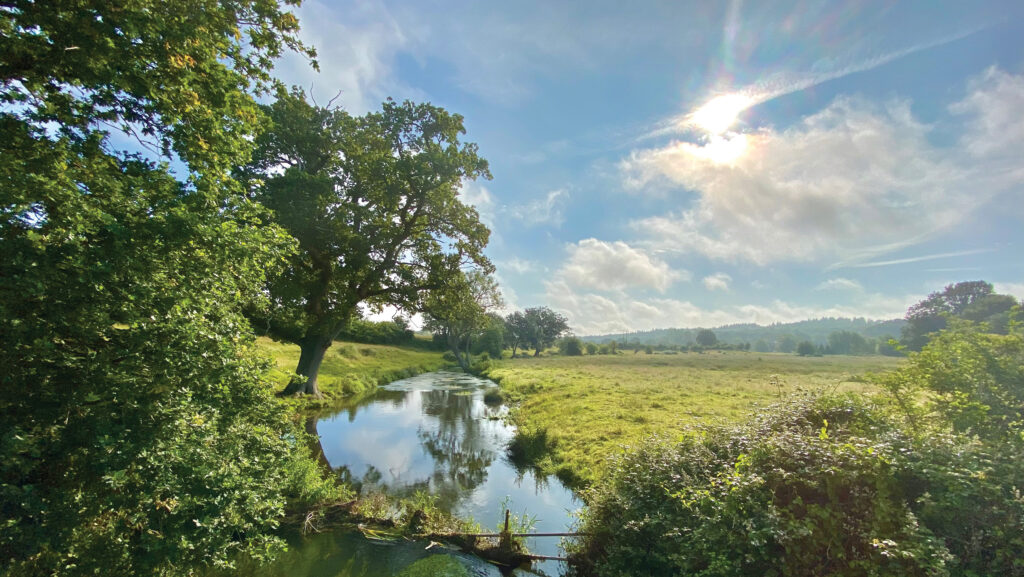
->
[251,372,580,576]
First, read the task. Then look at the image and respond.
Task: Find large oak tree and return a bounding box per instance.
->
[239,90,492,396]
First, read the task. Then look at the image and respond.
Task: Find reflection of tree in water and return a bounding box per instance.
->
[309,384,525,511]
[415,389,495,507]
[335,464,384,494]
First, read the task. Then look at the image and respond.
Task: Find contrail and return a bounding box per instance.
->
[746,24,988,107]
[838,248,995,269]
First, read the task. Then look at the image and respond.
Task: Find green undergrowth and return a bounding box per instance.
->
[258,337,449,406]
[483,351,904,488]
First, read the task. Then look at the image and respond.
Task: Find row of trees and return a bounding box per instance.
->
[424,303,572,365]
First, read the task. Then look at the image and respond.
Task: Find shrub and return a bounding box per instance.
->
[571,393,1024,577]
[559,337,584,356]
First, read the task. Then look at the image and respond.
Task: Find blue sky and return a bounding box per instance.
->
[275,0,1024,335]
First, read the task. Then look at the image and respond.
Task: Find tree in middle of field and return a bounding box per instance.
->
[238,89,492,396]
[504,306,570,357]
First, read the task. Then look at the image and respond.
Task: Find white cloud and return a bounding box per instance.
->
[952,67,1024,180]
[559,239,684,293]
[994,282,1024,301]
[702,272,731,292]
[501,257,537,275]
[544,280,916,335]
[624,70,1024,265]
[816,278,864,291]
[459,180,497,228]
[508,188,570,227]
[275,0,414,114]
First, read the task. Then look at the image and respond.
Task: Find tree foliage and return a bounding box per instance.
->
[901,281,1018,351]
[238,89,492,395]
[523,307,570,356]
[558,336,585,356]
[0,2,337,575]
[695,329,718,347]
[827,330,871,355]
[422,270,502,369]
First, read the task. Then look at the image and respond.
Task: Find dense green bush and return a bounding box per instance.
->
[559,337,585,356]
[338,319,416,345]
[571,393,1024,577]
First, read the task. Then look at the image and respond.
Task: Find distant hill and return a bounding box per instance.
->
[582,317,905,351]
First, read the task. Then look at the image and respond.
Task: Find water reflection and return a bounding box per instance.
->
[314,372,579,571]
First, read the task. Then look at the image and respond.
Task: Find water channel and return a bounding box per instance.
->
[249,372,580,577]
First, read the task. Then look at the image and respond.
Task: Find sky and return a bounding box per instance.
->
[273,0,1024,335]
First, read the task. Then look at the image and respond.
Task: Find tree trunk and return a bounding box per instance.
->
[281,333,332,398]
[533,346,541,357]
[304,414,331,469]
[447,330,470,371]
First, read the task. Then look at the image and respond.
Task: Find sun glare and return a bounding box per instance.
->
[688,93,753,135]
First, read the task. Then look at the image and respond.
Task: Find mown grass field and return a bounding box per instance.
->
[257,336,448,401]
[483,350,905,487]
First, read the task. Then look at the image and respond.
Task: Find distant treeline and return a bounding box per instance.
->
[582,317,905,353]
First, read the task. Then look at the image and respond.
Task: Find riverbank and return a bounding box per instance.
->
[483,350,904,487]
[258,336,450,406]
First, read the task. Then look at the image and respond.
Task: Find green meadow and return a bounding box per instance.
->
[257,337,448,402]
[483,350,905,486]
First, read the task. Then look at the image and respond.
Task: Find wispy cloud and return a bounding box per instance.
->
[836,248,995,269]
[816,278,863,291]
[703,273,732,292]
[508,188,570,227]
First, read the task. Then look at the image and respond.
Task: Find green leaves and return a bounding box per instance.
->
[1,2,329,575]
[239,90,492,392]
[573,393,1024,577]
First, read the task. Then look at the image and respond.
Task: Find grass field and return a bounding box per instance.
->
[257,336,448,401]
[483,350,905,487]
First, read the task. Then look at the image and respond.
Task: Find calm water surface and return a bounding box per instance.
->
[253,372,580,577]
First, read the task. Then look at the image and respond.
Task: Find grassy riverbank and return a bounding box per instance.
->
[258,336,449,403]
[483,351,904,487]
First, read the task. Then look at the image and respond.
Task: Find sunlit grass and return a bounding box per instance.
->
[485,350,905,487]
[257,336,448,401]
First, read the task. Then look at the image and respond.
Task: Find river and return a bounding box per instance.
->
[247,371,580,576]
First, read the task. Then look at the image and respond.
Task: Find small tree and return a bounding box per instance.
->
[523,306,570,356]
[422,271,502,370]
[796,341,816,356]
[558,336,584,356]
[504,311,530,358]
[696,329,718,348]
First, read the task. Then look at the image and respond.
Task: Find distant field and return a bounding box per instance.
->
[484,351,905,486]
[257,337,447,400]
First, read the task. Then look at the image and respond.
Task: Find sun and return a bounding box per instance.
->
[688,93,753,135]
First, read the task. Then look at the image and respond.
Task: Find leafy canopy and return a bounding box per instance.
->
[1,1,334,575]
[240,89,492,349]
